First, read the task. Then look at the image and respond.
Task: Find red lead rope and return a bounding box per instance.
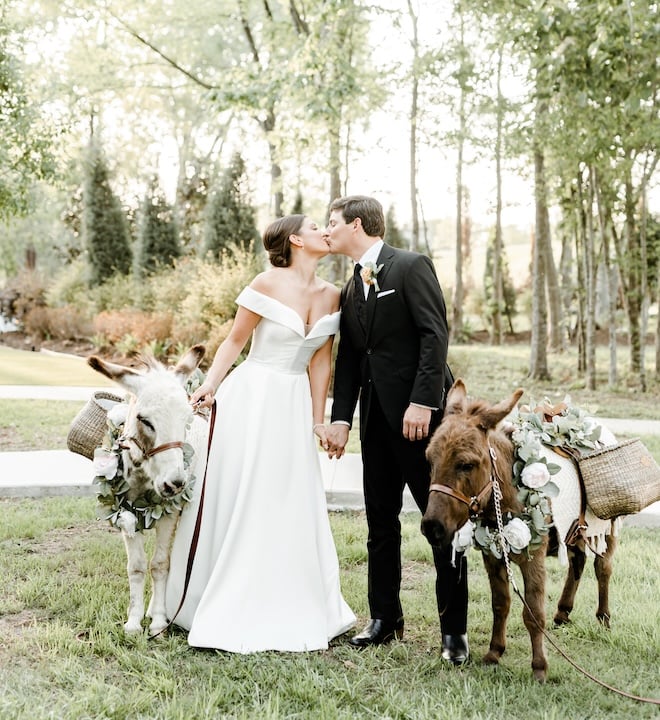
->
[149,401,217,639]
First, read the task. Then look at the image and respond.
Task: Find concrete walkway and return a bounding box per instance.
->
[1,385,659,526]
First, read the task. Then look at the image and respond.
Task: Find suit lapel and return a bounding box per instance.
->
[365,244,396,339]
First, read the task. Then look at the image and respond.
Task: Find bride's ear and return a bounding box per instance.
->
[289,233,304,250]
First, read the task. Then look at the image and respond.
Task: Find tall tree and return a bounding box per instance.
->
[384,205,408,249]
[135,178,180,276]
[203,153,259,259]
[0,2,57,279]
[82,140,132,285]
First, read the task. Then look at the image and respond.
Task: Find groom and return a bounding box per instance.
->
[324,195,469,664]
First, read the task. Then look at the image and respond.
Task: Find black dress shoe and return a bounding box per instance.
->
[349,618,404,647]
[441,633,469,665]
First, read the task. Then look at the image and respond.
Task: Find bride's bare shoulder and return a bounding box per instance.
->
[250,269,284,294]
[318,279,341,312]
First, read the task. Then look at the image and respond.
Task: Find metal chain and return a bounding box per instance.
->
[489,444,519,593]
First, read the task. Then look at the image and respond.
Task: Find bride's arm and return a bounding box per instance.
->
[190,306,261,406]
[308,336,333,433]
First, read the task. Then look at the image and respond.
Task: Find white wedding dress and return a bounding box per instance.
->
[165,287,355,653]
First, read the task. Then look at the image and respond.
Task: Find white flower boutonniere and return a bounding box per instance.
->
[360,262,384,292]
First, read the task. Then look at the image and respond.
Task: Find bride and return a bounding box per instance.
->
[165,214,355,652]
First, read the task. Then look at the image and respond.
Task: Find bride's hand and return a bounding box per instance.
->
[190,383,215,409]
[313,423,329,451]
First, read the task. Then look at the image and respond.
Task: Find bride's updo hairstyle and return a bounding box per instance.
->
[263,214,305,268]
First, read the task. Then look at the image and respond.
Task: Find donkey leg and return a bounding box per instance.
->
[122,530,147,634]
[147,513,180,635]
[519,554,548,683]
[482,553,510,666]
[554,543,586,626]
[594,531,617,628]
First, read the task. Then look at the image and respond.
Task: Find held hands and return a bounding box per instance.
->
[402,404,432,442]
[189,382,216,409]
[324,423,349,459]
[313,423,329,452]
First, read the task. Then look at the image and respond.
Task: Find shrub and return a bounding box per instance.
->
[90,273,144,313]
[0,270,46,326]
[93,310,173,345]
[178,245,262,330]
[45,260,94,315]
[24,305,93,340]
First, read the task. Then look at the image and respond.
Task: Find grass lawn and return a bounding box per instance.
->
[0,346,113,387]
[1,342,659,718]
[0,499,658,719]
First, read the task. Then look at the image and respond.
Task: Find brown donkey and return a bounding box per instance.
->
[421,379,616,682]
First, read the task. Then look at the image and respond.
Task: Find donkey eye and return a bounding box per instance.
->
[457,462,474,473]
[137,416,155,432]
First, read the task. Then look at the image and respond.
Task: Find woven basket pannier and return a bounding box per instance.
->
[67,391,124,460]
[578,437,660,520]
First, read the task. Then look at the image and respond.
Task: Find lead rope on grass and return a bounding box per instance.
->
[488,443,660,706]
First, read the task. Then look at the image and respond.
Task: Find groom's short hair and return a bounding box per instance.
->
[330,195,385,238]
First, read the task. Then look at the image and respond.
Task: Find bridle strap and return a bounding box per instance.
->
[118,436,184,460]
[429,480,493,517]
[146,441,184,458]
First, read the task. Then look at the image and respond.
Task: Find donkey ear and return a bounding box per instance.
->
[88,355,144,394]
[479,388,524,430]
[443,378,467,417]
[172,344,206,381]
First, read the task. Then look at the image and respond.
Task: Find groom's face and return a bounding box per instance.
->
[325,210,355,258]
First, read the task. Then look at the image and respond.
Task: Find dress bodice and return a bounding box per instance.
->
[236,287,340,375]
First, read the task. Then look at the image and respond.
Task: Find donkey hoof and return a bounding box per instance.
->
[149,620,168,637]
[532,668,547,684]
[553,611,571,626]
[124,621,143,635]
[596,613,611,629]
[482,650,501,666]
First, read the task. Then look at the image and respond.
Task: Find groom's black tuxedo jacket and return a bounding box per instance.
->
[331,243,453,439]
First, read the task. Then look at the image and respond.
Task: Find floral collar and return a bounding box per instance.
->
[92,370,205,533]
[451,398,602,561]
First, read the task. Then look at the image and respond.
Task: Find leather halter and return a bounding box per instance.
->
[118,435,184,460]
[428,480,492,519]
[428,444,499,519]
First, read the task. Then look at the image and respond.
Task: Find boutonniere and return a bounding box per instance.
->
[360,262,384,292]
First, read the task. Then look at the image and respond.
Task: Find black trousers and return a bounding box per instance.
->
[361,391,468,634]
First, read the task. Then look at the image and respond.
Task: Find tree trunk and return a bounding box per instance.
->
[623,171,644,388]
[451,146,464,343]
[593,166,618,387]
[407,0,420,253]
[327,125,346,283]
[529,144,550,380]
[584,166,597,390]
[491,45,504,345]
[656,258,660,379]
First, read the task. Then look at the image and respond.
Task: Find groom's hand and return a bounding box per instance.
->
[325,423,349,459]
[402,404,432,442]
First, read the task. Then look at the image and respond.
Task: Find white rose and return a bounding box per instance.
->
[117,510,137,537]
[452,520,475,553]
[93,448,119,479]
[502,517,532,552]
[521,461,550,489]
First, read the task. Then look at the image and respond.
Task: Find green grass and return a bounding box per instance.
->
[0,399,83,451]
[0,499,658,719]
[0,346,113,387]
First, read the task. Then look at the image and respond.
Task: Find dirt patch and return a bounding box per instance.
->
[0,609,43,635]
